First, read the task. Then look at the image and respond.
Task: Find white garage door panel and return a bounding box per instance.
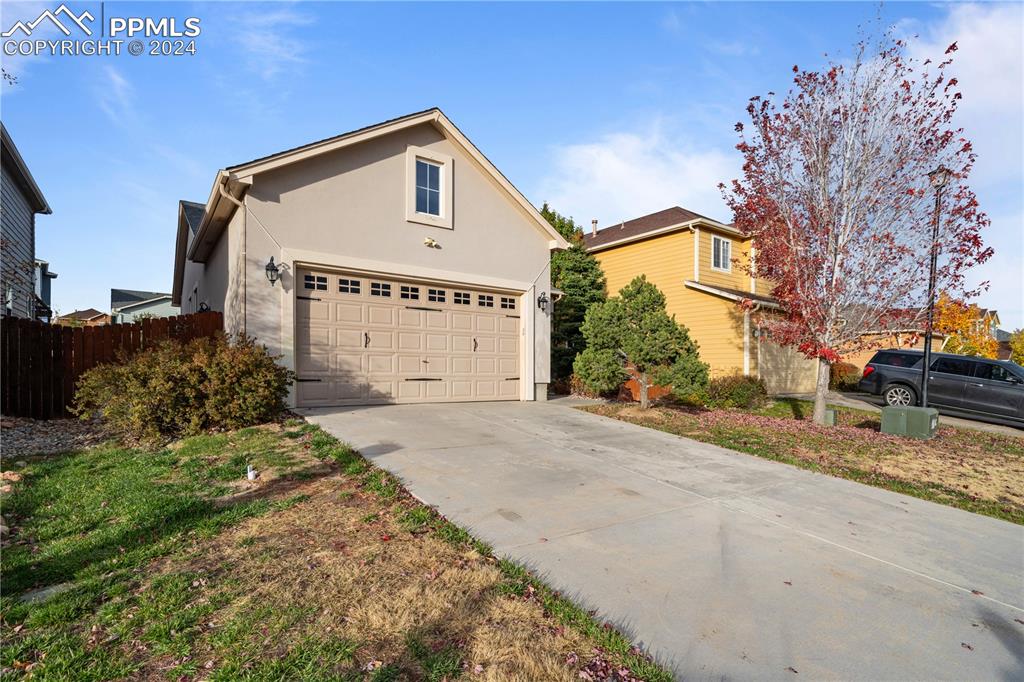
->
[295,268,521,406]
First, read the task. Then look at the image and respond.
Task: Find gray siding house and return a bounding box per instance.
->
[2,123,52,319]
[111,288,179,323]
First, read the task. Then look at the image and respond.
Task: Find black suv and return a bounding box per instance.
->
[858,349,1024,427]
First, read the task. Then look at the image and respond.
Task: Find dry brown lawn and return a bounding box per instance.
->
[585,400,1024,524]
[2,420,667,681]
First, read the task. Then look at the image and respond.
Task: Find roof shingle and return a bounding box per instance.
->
[583,206,720,250]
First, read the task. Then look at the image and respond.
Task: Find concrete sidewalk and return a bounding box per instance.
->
[303,401,1024,681]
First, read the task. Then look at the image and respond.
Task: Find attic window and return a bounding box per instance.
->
[406,146,453,229]
[415,160,441,216]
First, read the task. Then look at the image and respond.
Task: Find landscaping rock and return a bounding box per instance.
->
[19,582,74,604]
[0,416,108,459]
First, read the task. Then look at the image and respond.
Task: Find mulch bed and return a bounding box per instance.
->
[0,416,109,461]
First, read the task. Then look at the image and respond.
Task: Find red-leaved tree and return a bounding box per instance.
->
[722,30,991,424]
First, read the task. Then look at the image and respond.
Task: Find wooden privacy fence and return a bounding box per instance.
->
[1,311,223,419]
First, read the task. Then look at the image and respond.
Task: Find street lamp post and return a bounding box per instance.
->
[920,166,950,408]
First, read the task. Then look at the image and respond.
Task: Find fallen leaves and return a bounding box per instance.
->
[961,642,974,651]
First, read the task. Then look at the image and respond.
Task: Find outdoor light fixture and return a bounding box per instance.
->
[928,165,951,189]
[537,292,549,312]
[265,257,280,286]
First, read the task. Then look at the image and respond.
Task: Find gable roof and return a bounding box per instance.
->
[1,123,51,215]
[174,109,570,304]
[111,288,172,311]
[224,108,569,249]
[584,206,741,253]
[181,201,205,237]
[172,200,207,306]
[61,308,106,321]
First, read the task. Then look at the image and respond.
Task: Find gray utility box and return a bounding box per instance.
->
[880,406,939,439]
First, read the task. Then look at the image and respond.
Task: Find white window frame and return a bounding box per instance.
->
[405,145,453,229]
[711,235,732,273]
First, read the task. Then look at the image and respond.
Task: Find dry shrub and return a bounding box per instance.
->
[704,374,768,409]
[73,334,292,446]
[829,361,861,391]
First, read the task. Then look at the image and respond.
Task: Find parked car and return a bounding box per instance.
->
[858,349,1024,427]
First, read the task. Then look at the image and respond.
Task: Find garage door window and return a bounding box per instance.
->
[338,278,361,294]
[371,282,391,297]
[400,285,419,300]
[454,292,470,305]
[478,294,494,307]
[304,274,327,290]
[428,288,446,303]
[500,296,516,310]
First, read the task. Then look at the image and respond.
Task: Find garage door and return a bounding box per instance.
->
[759,341,820,395]
[295,268,521,406]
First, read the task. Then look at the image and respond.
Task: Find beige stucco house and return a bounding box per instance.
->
[172,109,569,407]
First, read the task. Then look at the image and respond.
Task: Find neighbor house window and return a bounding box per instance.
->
[712,236,732,272]
[400,285,419,300]
[478,294,494,308]
[415,159,441,216]
[428,288,446,303]
[500,297,516,310]
[454,292,470,305]
[338,278,361,294]
[370,282,391,297]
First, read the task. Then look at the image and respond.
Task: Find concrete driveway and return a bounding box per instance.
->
[303,401,1024,681]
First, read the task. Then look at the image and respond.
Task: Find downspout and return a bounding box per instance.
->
[217,176,245,335]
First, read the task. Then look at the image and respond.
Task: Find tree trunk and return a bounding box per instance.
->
[812,358,832,424]
[638,372,650,410]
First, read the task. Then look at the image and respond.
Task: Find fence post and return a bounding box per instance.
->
[30,322,43,419]
[62,325,74,416]
[50,326,63,418]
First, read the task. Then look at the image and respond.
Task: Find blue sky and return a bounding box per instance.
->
[2,1,1021,327]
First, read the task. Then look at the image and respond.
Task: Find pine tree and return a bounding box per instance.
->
[542,203,607,381]
[574,276,708,408]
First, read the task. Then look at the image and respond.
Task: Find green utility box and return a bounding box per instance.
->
[824,408,837,426]
[880,406,939,439]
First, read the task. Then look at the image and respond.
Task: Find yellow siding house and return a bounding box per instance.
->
[584,206,819,394]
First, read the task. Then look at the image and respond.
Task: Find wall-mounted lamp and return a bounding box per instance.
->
[537,291,549,312]
[265,257,280,286]
[198,301,211,312]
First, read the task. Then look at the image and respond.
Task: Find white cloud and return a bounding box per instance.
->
[906,4,1023,186]
[707,40,760,58]
[94,65,136,126]
[233,6,314,81]
[907,4,1024,328]
[539,120,737,228]
[660,10,682,34]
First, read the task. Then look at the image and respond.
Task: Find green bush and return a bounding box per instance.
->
[74,334,292,446]
[704,374,768,409]
[829,361,861,392]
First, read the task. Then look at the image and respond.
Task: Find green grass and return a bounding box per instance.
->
[2,423,674,681]
[407,633,464,681]
[0,430,318,679]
